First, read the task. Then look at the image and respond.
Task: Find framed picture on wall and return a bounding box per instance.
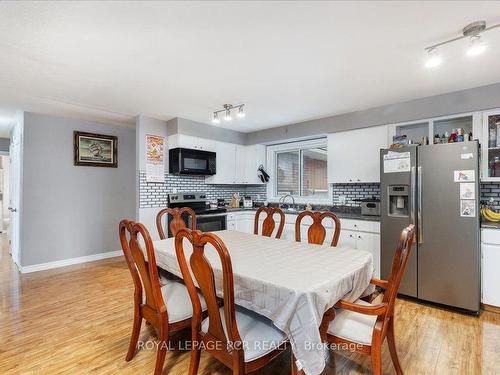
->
[74,131,118,167]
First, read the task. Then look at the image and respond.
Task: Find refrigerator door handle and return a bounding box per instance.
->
[417,165,423,244]
[410,166,416,226]
[410,167,417,242]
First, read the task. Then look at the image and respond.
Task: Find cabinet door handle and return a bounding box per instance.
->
[358,235,362,239]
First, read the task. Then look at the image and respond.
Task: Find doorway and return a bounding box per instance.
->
[0,155,10,236]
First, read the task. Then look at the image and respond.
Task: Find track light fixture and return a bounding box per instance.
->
[212,104,245,123]
[425,47,442,68]
[424,20,499,68]
[212,112,220,124]
[237,105,246,118]
[466,34,486,57]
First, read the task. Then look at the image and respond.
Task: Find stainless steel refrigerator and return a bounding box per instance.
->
[380,141,480,314]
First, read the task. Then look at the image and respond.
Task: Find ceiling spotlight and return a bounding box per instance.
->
[423,20,498,68]
[237,105,245,118]
[425,47,442,68]
[466,35,486,57]
[224,109,232,121]
[212,103,245,123]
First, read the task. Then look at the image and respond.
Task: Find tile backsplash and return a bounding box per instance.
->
[332,183,380,206]
[139,172,266,208]
[140,176,498,210]
[480,183,500,210]
[332,182,497,209]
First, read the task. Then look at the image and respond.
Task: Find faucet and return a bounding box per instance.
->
[279,194,296,211]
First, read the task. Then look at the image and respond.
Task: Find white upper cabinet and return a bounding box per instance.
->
[328,125,388,183]
[206,143,265,185]
[206,141,237,184]
[168,134,216,152]
[235,144,247,184]
[241,144,266,184]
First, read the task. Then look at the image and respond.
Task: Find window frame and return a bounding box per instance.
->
[266,138,331,204]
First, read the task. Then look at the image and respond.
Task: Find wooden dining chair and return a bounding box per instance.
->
[323,224,415,375]
[156,207,197,239]
[119,219,207,375]
[175,228,288,375]
[295,211,341,246]
[253,207,285,238]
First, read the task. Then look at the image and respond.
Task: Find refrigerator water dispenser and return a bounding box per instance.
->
[388,185,409,217]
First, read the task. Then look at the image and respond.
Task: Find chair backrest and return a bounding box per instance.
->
[156,207,197,239]
[295,211,341,246]
[254,207,285,238]
[119,219,166,315]
[175,229,243,347]
[382,224,415,319]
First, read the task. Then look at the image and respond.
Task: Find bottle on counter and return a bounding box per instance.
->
[449,129,457,143]
[434,134,440,144]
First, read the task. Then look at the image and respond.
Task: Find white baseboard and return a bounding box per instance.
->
[19,250,123,274]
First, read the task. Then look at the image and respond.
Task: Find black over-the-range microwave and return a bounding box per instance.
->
[169,147,216,175]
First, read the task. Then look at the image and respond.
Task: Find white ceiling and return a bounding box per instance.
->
[1,1,500,132]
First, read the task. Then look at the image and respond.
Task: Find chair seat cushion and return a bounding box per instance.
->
[327,299,377,346]
[161,281,207,324]
[201,306,287,362]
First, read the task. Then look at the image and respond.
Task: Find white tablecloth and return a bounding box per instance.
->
[153,230,374,375]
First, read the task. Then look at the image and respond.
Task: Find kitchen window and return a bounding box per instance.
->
[267,139,330,202]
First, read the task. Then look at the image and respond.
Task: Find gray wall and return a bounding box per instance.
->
[247,81,500,144]
[174,117,247,145]
[21,112,136,266]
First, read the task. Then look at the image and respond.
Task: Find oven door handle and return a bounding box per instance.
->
[197,213,228,218]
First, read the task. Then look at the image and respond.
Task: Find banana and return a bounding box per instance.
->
[483,209,496,221]
[485,208,500,220]
[481,207,500,222]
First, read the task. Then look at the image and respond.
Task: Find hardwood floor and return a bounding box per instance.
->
[0,233,499,375]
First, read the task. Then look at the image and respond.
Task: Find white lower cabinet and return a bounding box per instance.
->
[354,231,381,279]
[230,211,380,278]
[338,229,357,248]
[227,213,236,231]
[233,212,254,234]
[481,229,500,308]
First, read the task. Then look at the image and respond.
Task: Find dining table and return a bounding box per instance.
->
[153,229,375,375]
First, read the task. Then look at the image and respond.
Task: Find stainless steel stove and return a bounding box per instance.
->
[167,192,227,236]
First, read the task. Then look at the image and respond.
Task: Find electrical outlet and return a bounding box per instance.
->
[339,195,347,205]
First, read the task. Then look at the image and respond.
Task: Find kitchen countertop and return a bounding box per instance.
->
[481,220,500,229]
[225,207,380,222]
